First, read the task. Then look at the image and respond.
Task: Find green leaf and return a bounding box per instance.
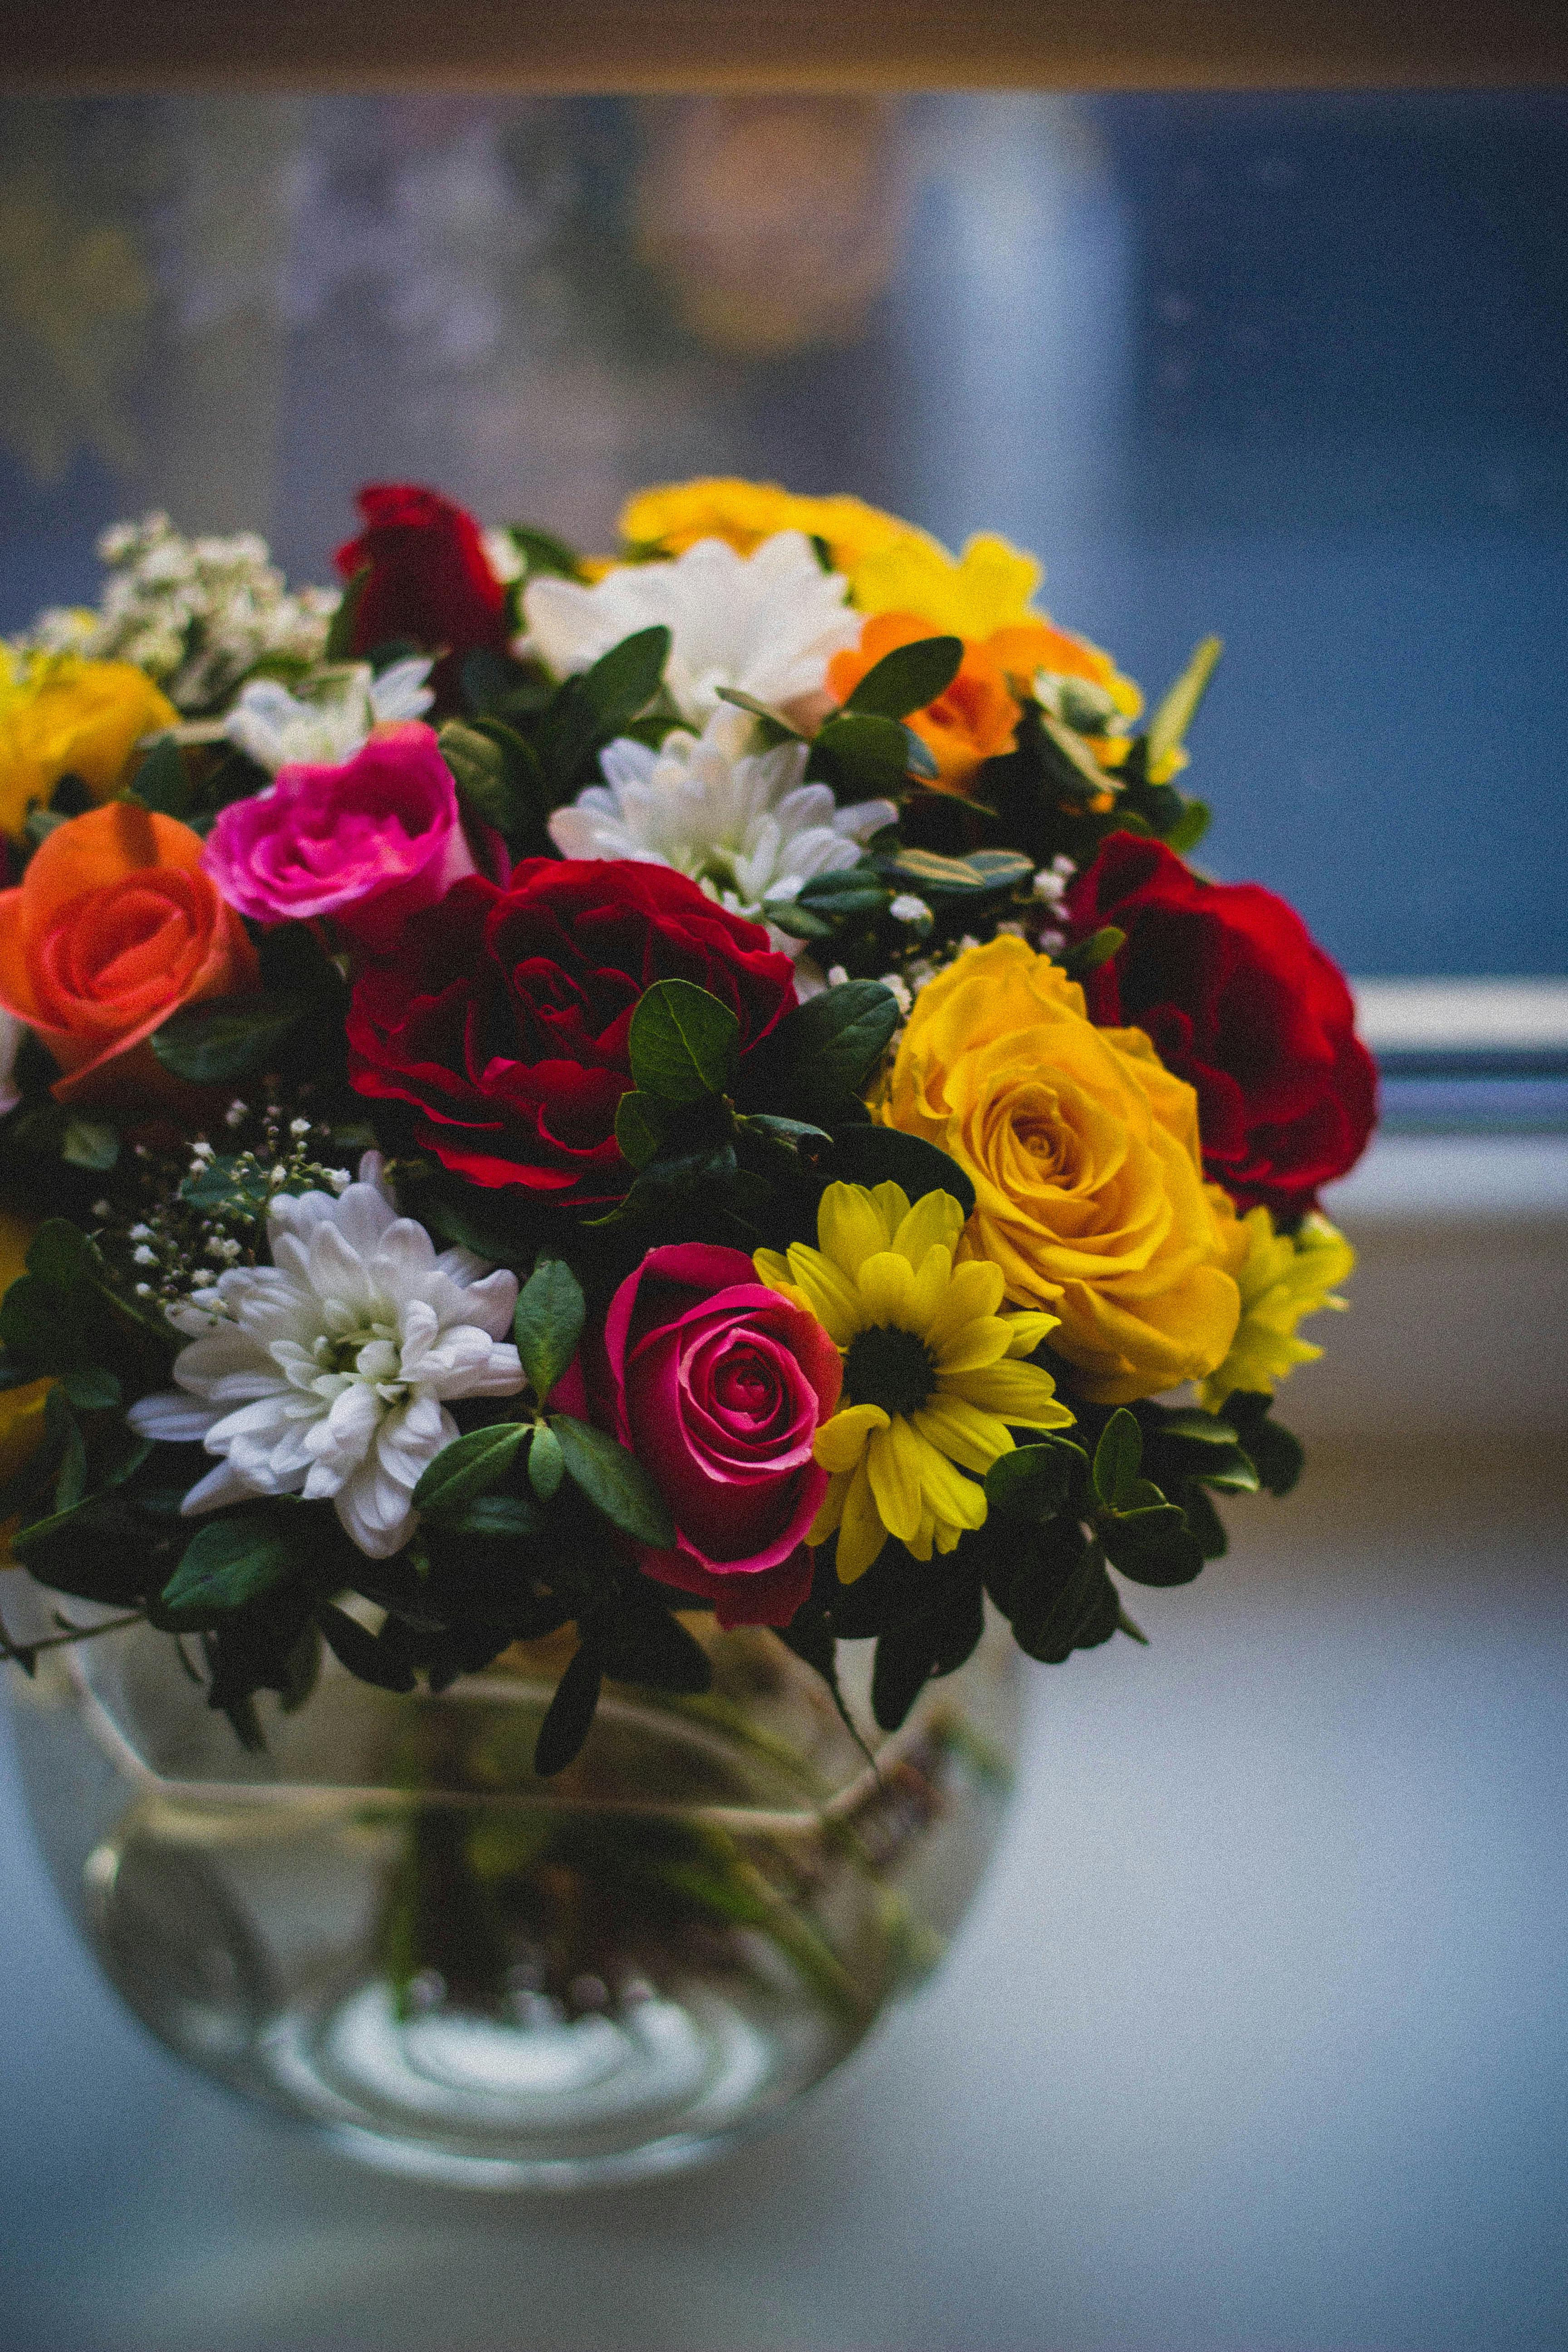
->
[714,686,807,743]
[549,1415,675,1548]
[811,710,920,792]
[527,1421,564,1499]
[1224,1394,1305,1496]
[1190,1445,1261,1495]
[752,980,899,1113]
[128,735,190,818]
[1146,635,1223,779]
[1181,1483,1230,1560]
[161,1516,301,1621]
[1156,1408,1239,1445]
[58,1366,121,1411]
[1093,1409,1143,1511]
[48,1390,87,1512]
[534,1638,603,1777]
[59,1118,119,1171]
[26,1219,96,1291]
[438,718,534,837]
[613,1089,672,1170]
[1009,1528,1122,1664]
[580,625,671,735]
[179,1155,274,1215]
[1099,1504,1205,1587]
[604,1607,712,1695]
[841,634,962,720]
[881,845,1034,898]
[628,979,740,1106]
[324,564,372,662]
[450,1492,541,1540]
[739,1113,832,1150]
[513,1259,584,1406]
[316,1600,417,1693]
[503,524,584,580]
[1063,926,1126,981]
[151,994,309,1085]
[411,1422,528,1518]
[985,1438,1086,1522]
[828,1125,977,1221]
[901,727,941,782]
[1162,798,1211,855]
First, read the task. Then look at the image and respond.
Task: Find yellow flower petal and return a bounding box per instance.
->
[813,1401,891,1474]
[892,1189,966,1270]
[818,1181,897,1280]
[808,1469,850,1544]
[916,1445,990,1534]
[856,1249,915,1328]
[910,1394,1014,1474]
[921,1258,1006,1355]
[868,1181,911,1244]
[1003,1310,1058,1357]
[781,1242,863,1344]
[867,1419,923,1543]
[836,1459,888,1582]
[931,1314,1014,1375]
[941,1358,1075,1429]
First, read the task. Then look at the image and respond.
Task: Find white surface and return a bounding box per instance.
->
[1322,1132,1568,1225]
[1350,978,1568,1055]
[1,1449,1564,2352]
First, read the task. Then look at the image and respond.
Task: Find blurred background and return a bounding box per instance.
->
[1,87,1565,2352]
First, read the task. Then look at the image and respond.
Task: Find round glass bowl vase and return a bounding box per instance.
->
[5,1602,1019,2189]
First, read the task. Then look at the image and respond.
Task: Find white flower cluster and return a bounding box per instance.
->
[25,513,341,714]
[549,703,894,957]
[224,657,435,772]
[128,1155,526,1559]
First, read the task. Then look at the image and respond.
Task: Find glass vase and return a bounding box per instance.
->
[5,1595,1019,2189]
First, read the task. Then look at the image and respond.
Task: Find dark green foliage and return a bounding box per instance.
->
[628,979,740,1103]
[825,1126,976,1218]
[549,1415,674,1548]
[534,1638,604,1777]
[161,1515,303,1623]
[127,735,191,819]
[512,1258,585,1405]
[839,635,962,720]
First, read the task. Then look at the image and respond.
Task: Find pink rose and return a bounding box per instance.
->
[600,1242,842,1629]
[203,723,478,954]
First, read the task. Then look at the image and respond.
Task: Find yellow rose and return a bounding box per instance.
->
[617,476,936,572]
[1200,1200,1354,1412]
[881,936,1241,1404]
[0,1210,50,1546]
[0,648,177,840]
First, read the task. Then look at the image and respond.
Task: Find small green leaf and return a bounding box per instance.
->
[1100,1504,1205,1587]
[1093,1409,1143,1511]
[614,1089,671,1170]
[316,1600,418,1693]
[1224,1393,1305,1496]
[714,686,807,743]
[740,1112,832,1149]
[26,1220,96,1292]
[812,710,920,790]
[1009,1529,1121,1664]
[881,845,1034,898]
[128,735,190,818]
[49,1390,88,1512]
[503,523,585,580]
[841,634,962,720]
[513,1259,584,1406]
[1162,799,1211,855]
[58,1366,121,1411]
[162,1516,301,1620]
[579,625,671,734]
[1146,635,1223,779]
[604,1606,712,1695]
[451,1492,541,1540]
[628,978,740,1105]
[1157,1409,1239,1445]
[902,728,941,781]
[1063,926,1126,981]
[324,564,372,662]
[550,1415,675,1548]
[828,1126,976,1221]
[60,1118,119,1171]
[411,1422,528,1517]
[1190,1445,1260,1495]
[527,1421,564,1499]
[151,994,309,1085]
[534,1638,603,1777]
[985,1438,1086,1521]
[751,980,899,1114]
[438,718,534,836]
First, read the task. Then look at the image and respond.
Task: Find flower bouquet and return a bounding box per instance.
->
[0,479,1375,2178]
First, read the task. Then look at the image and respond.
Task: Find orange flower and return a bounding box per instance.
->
[827,610,1023,793]
[0,802,260,1108]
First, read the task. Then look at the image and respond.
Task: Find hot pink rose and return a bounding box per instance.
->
[601,1242,842,1628]
[202,723,478,953]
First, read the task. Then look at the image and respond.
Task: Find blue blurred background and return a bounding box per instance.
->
[2,91,1565,975]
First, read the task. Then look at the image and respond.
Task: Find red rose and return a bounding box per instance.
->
[347,858,797,1205]
[335,483,510,710]
[1064,833,1377,1220]
[597,1242,841,1628]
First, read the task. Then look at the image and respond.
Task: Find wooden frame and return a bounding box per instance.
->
[3,0,1566,94]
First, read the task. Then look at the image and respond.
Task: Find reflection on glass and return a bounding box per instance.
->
[0,91,1564,975]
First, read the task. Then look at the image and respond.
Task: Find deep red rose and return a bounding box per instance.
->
[334,483,510,710]
[346,858,797,1205]
[595,1242,841,1629]
[1064,833,1377,1220]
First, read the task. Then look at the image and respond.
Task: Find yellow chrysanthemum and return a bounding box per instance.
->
[1201,1202,1355,1412]
[755,1181,1073,1583]
[0,646,176,840]
[617,477,935,573]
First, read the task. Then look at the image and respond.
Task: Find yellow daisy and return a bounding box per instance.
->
[755,1181,1074,1583]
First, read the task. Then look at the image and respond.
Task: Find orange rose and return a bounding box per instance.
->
[827,610,1023,794]
[0,801,260,1108]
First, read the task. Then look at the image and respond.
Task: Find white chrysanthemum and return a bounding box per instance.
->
[25,513,340,714]
[549,703,895,955]
[521,531,862,727]
[127,1154,525,1559]
[224,657,436,772]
